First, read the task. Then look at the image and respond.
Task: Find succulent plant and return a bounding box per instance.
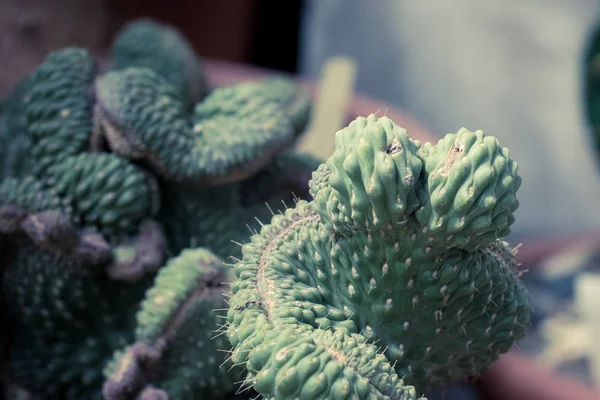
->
[0,75,34,181]
[0,153,166,398]
[0,17,530,400]
[93,67,295,186]
[226,114,531,399]
[110,18,208,106]
[0,17,315,400]
[102,248,237,400]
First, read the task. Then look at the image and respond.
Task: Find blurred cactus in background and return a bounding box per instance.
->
[584,17,600,167]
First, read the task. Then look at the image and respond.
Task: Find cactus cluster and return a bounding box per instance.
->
[0,18,530,400]
[0,18,316,400]
[227,115,531,399]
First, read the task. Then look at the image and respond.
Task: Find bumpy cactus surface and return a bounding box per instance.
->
[226,114,531,399]
[1,17,530,400]
[102,248,237,399]
[111,18,208,105]
[0,17,315,400]
[94,68,296,185]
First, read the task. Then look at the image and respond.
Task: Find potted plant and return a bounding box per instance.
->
[1,17,598,400]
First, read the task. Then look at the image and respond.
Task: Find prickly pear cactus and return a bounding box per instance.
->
[0,16,315,400]
[226,114,531,399]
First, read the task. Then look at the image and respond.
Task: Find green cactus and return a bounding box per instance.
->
[0,166,166,398]
[0,16,530,400]
[158,150,322,260]
[102,248,239,399]
[40,153,160,241]
[226,114,530,399]
[0,17,316,400]
[584,18,600,163]
[111,18,208,106]
[2,245,153,399]
[93,67,296,185]
[0,75,34,180]
[228,77,312,138]
[0,176,111,267]
[25,48,98,178]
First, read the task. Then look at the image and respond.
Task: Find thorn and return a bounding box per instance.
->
[511,242,523,255]
[216,348,233,353]
[292,192,300,204]
[211,330,228,339]
[280,199,288,211]
[265,202,275,216]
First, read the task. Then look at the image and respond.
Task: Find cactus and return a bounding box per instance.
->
[102,248,238,399]
[0,163,165,398]
[93,67,295,185]
[0,16,530,400]
[0,17,315,400]
[584,18,600,164]
[226,114,531,399]
[110,18,208,106]
[0,75,34,180]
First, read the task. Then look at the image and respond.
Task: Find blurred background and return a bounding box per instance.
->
[2,0,600,398]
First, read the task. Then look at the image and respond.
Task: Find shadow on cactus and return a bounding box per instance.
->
[0,18,316,400]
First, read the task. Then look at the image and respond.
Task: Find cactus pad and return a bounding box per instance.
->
[238,77,312,136]
[0,176,112,267]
